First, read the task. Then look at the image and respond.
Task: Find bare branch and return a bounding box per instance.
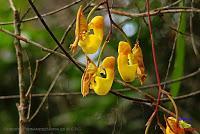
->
[0,89,200,103]
[28,63,67,122]
[111,7,200,18]
[8,0,27,133]
[0,0,83,26]
[27,0,84,72]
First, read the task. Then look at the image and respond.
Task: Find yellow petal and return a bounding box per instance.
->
[118,41,131,55]
[78,34,102,54]
[88,16,104,40]
[78,16,104,54]
[91,56,115,95]
[132,42,146,84]
[117,41,138,82]
[81,57,97,97]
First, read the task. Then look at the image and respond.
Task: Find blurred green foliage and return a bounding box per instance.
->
[0,0,200,134]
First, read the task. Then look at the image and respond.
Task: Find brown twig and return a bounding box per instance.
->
[0,0,83,26]
[27,0,84,72]
[0,28,68,59]
[8,0,27,133]
[25,3,91,97]
[1,6,200,26]
[114,79,154,100]
[0,89,200,103]
[111,7,200,18]
[28,63,67,122]
[140,67,200,90]
[163,20,180,89]
[20,0,37,20]
[145,0,162,132]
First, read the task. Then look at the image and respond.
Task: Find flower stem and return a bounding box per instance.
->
[145,0,163,133]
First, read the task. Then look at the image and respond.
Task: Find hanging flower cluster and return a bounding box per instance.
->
[81,56,115,96]
[117,41,146,84]
[165,117,193,134]
[70,6,104,54]
[71,6,146,97]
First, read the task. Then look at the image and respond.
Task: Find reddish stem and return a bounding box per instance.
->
[146,0,162,123]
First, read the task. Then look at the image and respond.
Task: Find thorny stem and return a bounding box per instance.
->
[145,0,163,133]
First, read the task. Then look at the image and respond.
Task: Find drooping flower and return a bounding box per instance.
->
[70,5,104,54]
[165,117,192,134]
[81,56,115,96]
[91,56,115,95]
[117,41,146,84]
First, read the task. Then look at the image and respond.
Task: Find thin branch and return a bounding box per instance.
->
[25,18,76,96]
[1,89,200,103]
[114,79,154,100]
[163,19,180,89]
[28,63,67,122]
[145,0,162,132]
[190,0,200,57]
[0,28,68,60]
[25,3,91,97]
[27,0,84,72]
[0,92,81,99]
[0,0,83,26]
[9,0,27,133]
[156,0,182,10]
[111,7,200,18]
[20,0,37,20]
[140,67,200,90]
[1,6,200,26]
[110,90,151,103]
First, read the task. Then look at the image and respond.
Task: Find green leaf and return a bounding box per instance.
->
[170,1,186,97]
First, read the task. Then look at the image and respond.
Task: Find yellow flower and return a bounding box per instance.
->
[166,117,192,134]
[81,56,115,96]
[117,41,146,84]
[70,6,104,54]
[91,56,115,95]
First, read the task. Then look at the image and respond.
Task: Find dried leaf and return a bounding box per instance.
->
[81,56,97,97]
[132,41,146,84]
[70,5,88,54]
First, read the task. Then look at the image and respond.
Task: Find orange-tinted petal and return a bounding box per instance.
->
[81,57,97,96]
[70,5,88,54]
[132,42,146,84]
[79,16,104,54]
